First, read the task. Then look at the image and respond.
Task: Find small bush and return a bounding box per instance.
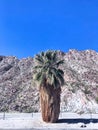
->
[95,97,98,104]
[83,87,91,95]
[25,107,38,113]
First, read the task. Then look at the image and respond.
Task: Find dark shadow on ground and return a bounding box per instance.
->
[57,118,98,124]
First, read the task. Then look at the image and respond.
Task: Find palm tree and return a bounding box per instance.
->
[33,50,64,123]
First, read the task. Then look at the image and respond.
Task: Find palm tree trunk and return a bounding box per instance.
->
[40,85,61,123]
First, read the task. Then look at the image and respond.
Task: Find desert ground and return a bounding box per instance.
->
[0,112,98,130]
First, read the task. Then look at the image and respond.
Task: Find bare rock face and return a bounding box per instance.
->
[0,49,98,113]
[0,56,39,112]
[61,49,98,113]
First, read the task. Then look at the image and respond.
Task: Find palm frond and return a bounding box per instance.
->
[34,71,42,81]
[51,67,64,86]
[35,54,44,65]
[51,51,57,62]
[40,51,44,57]
[33,50,65,89]
[58,69,64,75]
[55,60,64,67]
[52,75,60,89]
[33,65,43,70]
[45,50,52,61]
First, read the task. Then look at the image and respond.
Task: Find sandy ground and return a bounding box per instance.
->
[0,112,98,130]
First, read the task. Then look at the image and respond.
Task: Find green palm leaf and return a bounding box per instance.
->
[33,50,64,89]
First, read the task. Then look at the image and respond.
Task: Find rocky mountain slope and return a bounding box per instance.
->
[0,49,98,113]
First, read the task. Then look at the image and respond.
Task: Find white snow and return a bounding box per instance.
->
[0,112,98,129]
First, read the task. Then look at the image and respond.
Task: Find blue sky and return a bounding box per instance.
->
[0,0,98,58]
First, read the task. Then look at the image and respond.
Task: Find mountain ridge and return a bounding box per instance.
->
[0,49,98,113]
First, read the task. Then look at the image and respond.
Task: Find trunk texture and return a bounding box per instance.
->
[40,85,61,123]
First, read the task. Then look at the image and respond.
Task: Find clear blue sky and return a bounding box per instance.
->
[0,0,98,58]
